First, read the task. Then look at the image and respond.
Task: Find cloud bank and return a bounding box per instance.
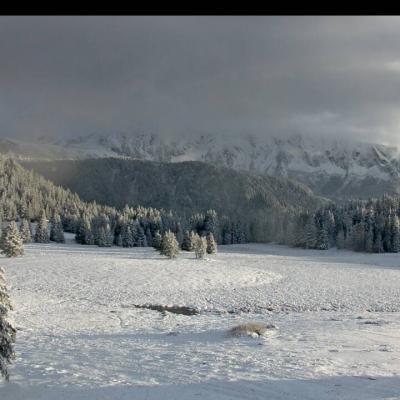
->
[1,16,400,144]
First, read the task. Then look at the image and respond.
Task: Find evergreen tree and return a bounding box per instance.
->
[181,230,194,251]
[305,215,317,249]
[206,232,217,254]
[373,230,384,253]
[336,228,345,249]
[1,222,24,257]
[75,215,94,245]
[315,212,329,250]
[364,209,375,253]
[0,266,16,380]
[383,217,392,252]
[19,219,32,244]
[97,224,113,247]
[352,222,365,252]
[193,233,207,259]
[153,231,162,250]
[222,227,232,245]
[130,222,139,247]
[204,209,219,242]
[391,215,400,253]
[119,221,135,247]
[136,226,147,247]
[189,213,205,235]
[160,230,180,259]
[50,213,65,243]
[145,227,153,247]
[34,211,50,243]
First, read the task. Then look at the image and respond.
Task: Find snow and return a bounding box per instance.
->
[14,132,400,181]
[1,242,400,399]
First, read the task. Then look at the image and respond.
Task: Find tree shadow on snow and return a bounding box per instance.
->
[1,375,400,400]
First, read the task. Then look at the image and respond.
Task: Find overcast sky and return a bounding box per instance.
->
[1,16,400,144]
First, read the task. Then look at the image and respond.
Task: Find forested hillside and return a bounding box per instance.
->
[22,158,325,235]
[6,156,399,253]
[0,156,312,245]
[300,196,400,253]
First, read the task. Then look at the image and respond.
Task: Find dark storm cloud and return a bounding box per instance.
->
[1,16,400,144]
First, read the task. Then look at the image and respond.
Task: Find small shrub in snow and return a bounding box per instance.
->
[228,322,276,338]
[1,222,24,258]
[160,230,180,259]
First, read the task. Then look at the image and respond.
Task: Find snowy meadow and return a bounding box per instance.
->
[1,241,400,399]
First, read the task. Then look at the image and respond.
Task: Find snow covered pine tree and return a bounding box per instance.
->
[34,211,50,243]
[160,230,180,259]
[193,234,207,259]
[19,219,32,244]
[1,221,24,257]
[181,230,194,251]
[206,232,217,254]
[50,213,65,243]
[0,266,16,380]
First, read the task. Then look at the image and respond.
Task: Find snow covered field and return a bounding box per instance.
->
[1,242,400,399]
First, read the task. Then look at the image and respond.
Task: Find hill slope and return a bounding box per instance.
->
[4,132,400,199]
[22,158,324,221]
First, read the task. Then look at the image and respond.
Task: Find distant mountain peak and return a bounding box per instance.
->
[2,132,400,199]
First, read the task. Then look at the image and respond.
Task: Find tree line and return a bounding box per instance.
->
[288,195,400,253]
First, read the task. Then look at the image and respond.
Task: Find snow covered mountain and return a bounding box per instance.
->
[3,132,400,199]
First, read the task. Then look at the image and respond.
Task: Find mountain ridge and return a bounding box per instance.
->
[3,132,400,199]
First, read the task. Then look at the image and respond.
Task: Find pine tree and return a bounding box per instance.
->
[136,226,147,247]
[34,211,50,243]
[153,231,162,250]
[315,212,329,250]
[75,215,94,245]
[0,266,16,380]
[1,222,24,257]
[189,213,205,235]
[204,209,219,242]
[119,221,135,247]
[193,234,207,259]
[50,214,65,243]
[391,215,400,253]
[364,209,375,253]
[222,228,232,245]
[336,228,345,249]
[19,219,32,244]
[97,224,113,247]
[365,227,374,253]
[160,230,180,259]
[352,222,365,252]
[145,227,153,247]
[181,230,193,251]
[130,222,139,247]
[373,230,384,253]
[305,215,317,249]
[206,232,217,254]
[383,218,392,252]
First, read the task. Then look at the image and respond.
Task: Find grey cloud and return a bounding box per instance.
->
[1,16,400,144]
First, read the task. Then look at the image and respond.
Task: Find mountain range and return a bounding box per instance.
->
[2,132,400,199]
